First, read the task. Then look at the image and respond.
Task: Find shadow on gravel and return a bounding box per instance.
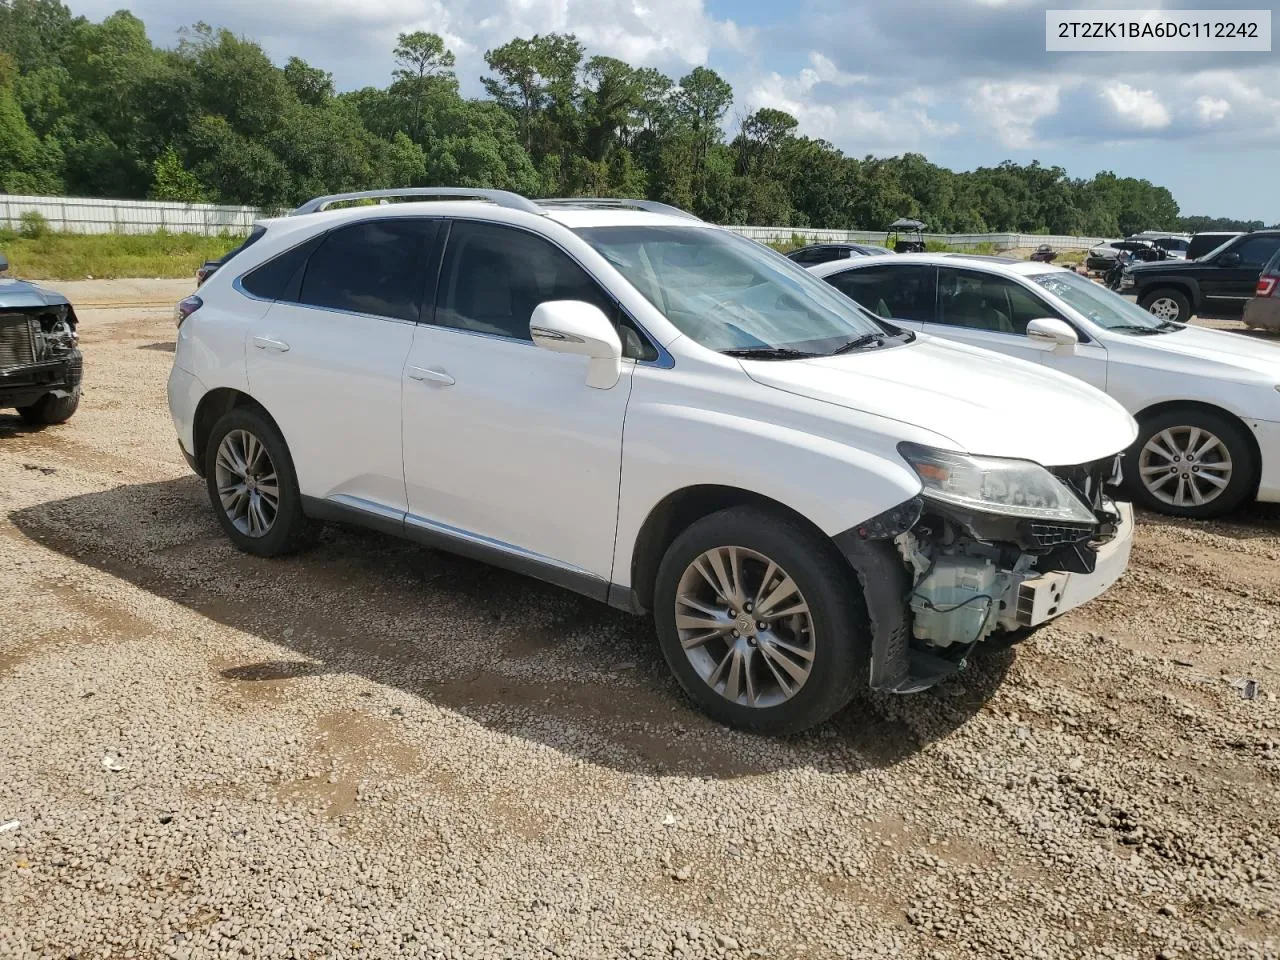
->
[1136,501,1280,541]
[0,412,43,438]
[11,478,1013,780]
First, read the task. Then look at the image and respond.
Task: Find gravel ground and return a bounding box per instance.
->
[2,281,1278,960]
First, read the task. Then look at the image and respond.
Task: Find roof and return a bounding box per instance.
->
[805,251,1069,278]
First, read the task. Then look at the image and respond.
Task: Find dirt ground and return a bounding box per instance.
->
[1,281,1278,960]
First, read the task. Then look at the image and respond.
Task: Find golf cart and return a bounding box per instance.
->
[888,218,927,254]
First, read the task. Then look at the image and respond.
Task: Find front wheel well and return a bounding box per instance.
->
[1132,400,1262,491]
[1138,281,1196,306]
[628,485,834,614]
[192,388,274,475]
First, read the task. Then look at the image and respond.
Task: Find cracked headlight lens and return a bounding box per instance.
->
[898,443,1096,523]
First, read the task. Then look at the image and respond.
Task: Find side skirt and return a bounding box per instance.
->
[301,495,620,607]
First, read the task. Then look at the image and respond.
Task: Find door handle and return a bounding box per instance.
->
[252,336,290,353]
[407,365,455,386]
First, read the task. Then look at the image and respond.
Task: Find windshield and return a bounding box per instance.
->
[575,225,886,353]
[1029,270,1170,332]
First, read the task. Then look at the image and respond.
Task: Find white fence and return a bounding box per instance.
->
[726,225,1106,251]
[0,194,263,235]
[0,193,1107,250]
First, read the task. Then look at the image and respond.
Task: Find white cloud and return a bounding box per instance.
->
[967,81,1061,148]
[1195,96,1231,123]
[1100,83,1170,130]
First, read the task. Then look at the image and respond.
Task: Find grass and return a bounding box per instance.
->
[0,228,246,280]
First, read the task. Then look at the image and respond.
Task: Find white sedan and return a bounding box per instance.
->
[808,253,1280,519]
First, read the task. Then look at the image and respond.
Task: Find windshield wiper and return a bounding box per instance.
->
[722,346,820,360]
[1107,324,1167,335]
[831,332,887,354]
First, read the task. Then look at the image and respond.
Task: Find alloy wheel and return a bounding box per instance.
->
[1148,297,1182,322]
[673,546,815,708]
[214,429,280,537]
[1138,426,1232,508]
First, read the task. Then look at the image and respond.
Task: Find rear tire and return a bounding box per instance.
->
[652,506,868,735]
[1124,408,1256,519]
[204,406,314,556]
[1140,288,1191,323]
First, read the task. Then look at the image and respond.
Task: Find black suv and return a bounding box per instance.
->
[0,253,82,424]
[1125,230,1280,323]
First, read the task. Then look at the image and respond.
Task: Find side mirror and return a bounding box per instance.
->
[0,253,8,274]
[1026,317,1079,348]
[530,300,623,390]
[1217,251,1241,267]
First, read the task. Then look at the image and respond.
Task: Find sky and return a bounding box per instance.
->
[71,0,1280,223]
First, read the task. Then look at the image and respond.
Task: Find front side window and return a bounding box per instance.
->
[297,219,435,322]
[936,267,1057,335]
[435,221,615,343]
[1030,269,1168,332]
[575,225,885,354]
[826,264,936,322]
[1232,235,1280,267]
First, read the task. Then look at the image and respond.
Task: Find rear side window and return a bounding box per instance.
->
[826,264,936,322]
[297,219,436,322]
[240,235,323,301]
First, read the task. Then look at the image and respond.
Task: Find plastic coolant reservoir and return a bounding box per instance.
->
[909,556,1000,647]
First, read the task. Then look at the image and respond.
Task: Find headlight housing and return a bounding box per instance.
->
[898,443,1096,523]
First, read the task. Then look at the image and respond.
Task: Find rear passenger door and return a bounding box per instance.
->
[245,218,439,514]
[823,263,936,330]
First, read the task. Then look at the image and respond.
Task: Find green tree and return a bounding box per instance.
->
[149,143,206,201]
[283,56,333,107]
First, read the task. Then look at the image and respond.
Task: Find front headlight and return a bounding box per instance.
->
[898,443,1096,523]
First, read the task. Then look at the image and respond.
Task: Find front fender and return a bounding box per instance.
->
[611,384,925,590]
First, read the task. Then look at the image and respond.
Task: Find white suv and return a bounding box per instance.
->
[169,189,1137,734]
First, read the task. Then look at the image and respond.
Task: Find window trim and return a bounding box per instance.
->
[428,217,672,367]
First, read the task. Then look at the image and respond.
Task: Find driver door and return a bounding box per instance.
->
[924,267,1108,391]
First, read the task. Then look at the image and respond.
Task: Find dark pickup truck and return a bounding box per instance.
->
[1124,230,1280,324]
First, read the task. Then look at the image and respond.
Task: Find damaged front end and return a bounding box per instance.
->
[0,298,82,410]
[836,444,1133,694]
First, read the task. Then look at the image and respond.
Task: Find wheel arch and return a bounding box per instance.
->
[192,388,278,476]
[1132,399,1262,493]
[1138,277,1199,308]
[624,484,836,615]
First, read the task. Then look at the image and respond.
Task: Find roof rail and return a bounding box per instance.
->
[536,198,702,221]
[290,188,542,216]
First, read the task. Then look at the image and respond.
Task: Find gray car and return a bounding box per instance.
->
[0,253,82,424]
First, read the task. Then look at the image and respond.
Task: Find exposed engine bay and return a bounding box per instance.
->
[897,455,1125,650]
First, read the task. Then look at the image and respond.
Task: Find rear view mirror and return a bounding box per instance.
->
[1026,317,1079,348]
[1217,251,1241,267]
[530,300,623,390]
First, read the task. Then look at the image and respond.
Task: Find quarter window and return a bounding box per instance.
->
[435,221,615,343]
[826,264,936,322]
[297,219,435,322]
[240,235,323,301]
[936,267,1058,335]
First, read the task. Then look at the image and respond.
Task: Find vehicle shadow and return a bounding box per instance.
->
[9,477,1014,780]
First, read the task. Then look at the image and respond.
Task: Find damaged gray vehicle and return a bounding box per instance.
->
[0,253,82,425]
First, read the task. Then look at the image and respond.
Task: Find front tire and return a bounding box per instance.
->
[17,388,80,425]
[204,407,313,556]
[1140,288,1191,323]
[653,506,868,735]
[1125,408,1256,519]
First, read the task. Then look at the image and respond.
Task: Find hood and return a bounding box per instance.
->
[1119,324,1280,379]
[1126,258,1193,273]
[0,277,72,310]
[741,336,1137,467]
